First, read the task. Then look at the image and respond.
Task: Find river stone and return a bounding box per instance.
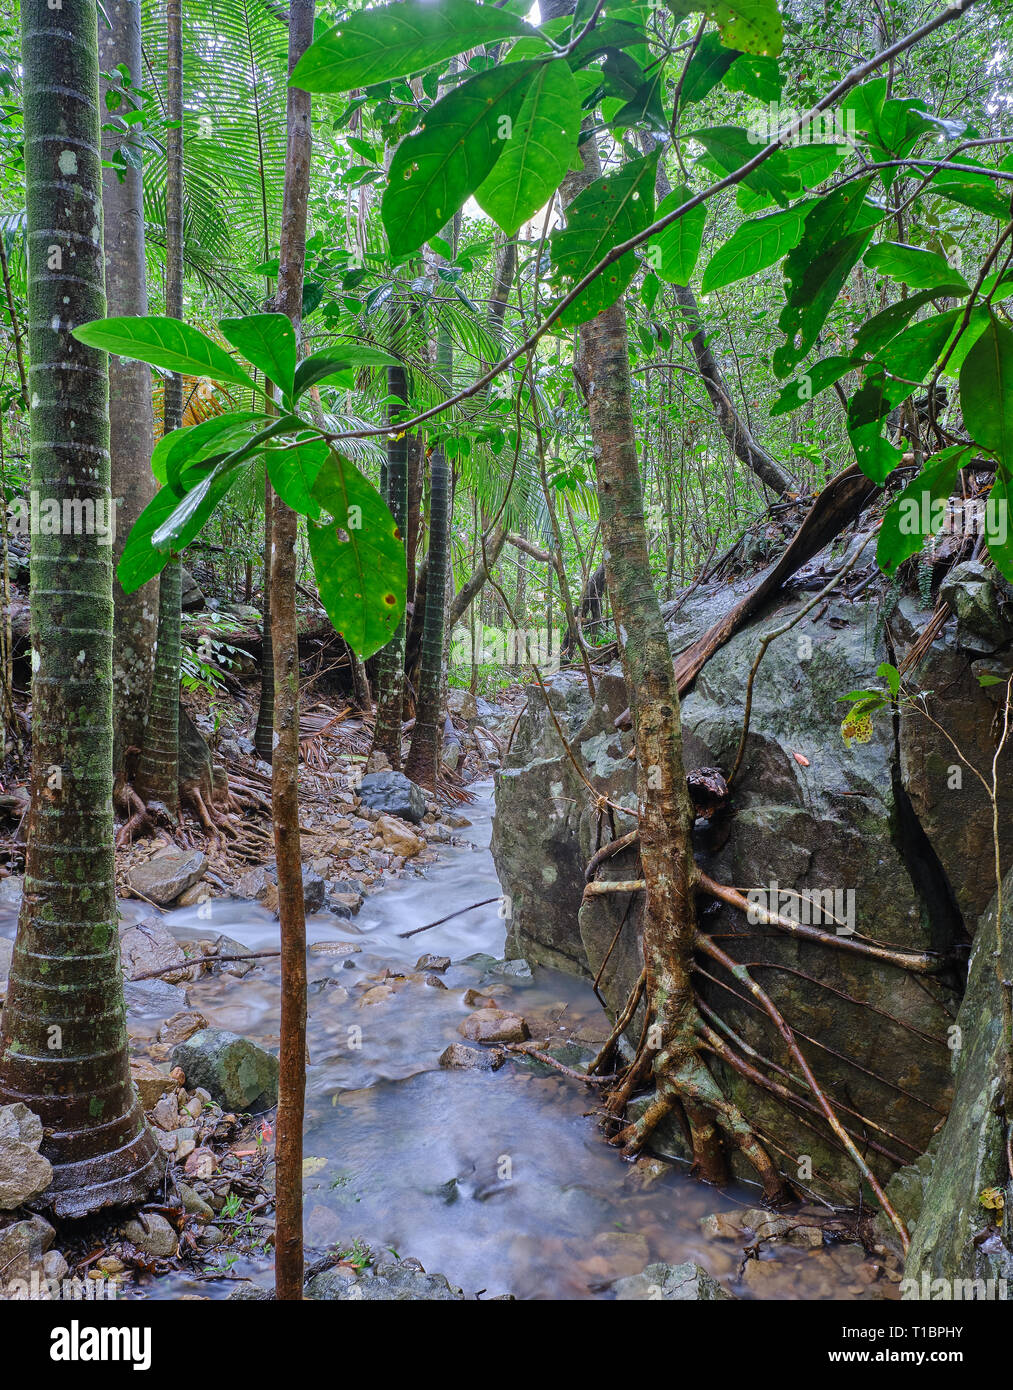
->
[0,1214,56,1284]
[438,1042,504,1071]
[130,1058,175,1109]
[180,567,204,611]
[123,1212,178,1259]
[0,876,22,906]
[127,850,207,906]
[357,772,426,824]
[306,1258,464,1301]
[0,1104,52,1209]
[119,916,192,984]
[376,814,425,858]
[612,1260,732,1301]
[301,865,328,914]
[458,1008,528,1044]
[170,1028,279,1113]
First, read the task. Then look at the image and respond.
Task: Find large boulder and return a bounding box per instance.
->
[306,1258,464,1301]
[119,917,192,985]
[0,1104,53,1209]
[170,1028,279,1113]
[493,570,963,1198]
[126,850,207,907]
[357,771,426,824]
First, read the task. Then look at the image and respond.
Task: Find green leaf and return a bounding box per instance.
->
[930,167,1011,222]
[852,288,939,359]
[680,32,740,106]
[219,313,297,397]
[267,437,330,520]
[117,488,185,592]
[847,419,903,484]
[874,310,962,385]
[690,124,795,206]
[986,472,1013,583]
[151,455,249,552]
[876,662,901,696]
[647,186,707,285]
[723,52,782,102]
[290,0,534,93]
[70,316,259,393]
[769,355,853,417]
[308,454,407,660]
[151,411,269,487]
[960,315,1013,459]
[663,0,783,57]
[293,345,400,398]
[701,203,809,292]
[550,148,658,328]
[475,59,581,237]
[383,61,542,260]
[865,241,969,294]
[876,445,969,574]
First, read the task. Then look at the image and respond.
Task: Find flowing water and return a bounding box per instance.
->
[1,785,860,1300]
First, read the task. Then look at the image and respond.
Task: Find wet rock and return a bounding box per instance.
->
[203,935,257,978]
[0,1214,55,1284]
[438,1042,504,1071]
[441,743,461,773]
[127,850,207,906]
[0,1103,53,1209]
[123,1212,178,1259]
[0,937,12,997]
[150,1092,180,1132]
[462,989,496,1009]
[940,559,1013,652]
[175,882,210,909]
[302,865,327,914]
[357,771,426,824]
[180,567,205,611]
[481,957,533,985]
[415,954,450,973]
[447,688,478,720]
[376,814,424,859]
[170,1028,279,1113]
[124,977,190,1020]
[458,1008,529,1044]
[130,1058,175,1109]
[445,813,471,829]
[306,1258,465,1301]
[612,1260,732,1301]
[699,1212,746,1240]
[157,1009,209,1045]
[235,866,279,913]
[120,916,192,985]
[176,1181,214,1220]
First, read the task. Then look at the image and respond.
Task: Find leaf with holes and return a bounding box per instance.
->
[308,454,407,659]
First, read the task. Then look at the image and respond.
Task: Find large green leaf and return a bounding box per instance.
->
[647,186,707,285]
[874,310,962,384]
[987,471,1013,583]
[679,32,739,106]
[293,345,401,398]
[664,0,783,56]
[960,315,1013,459]
[770,356,854,417]
[267,437,330,520]
[701,203,809,292]
[71,316,258,393]
[290,0,534,93]
[220,313,297,398]
[151,454,249,552]
[475,59,581,237]
[117,487,186,593]
[382,61,542,260]
[550,148,658,327]
[865,241,969,295]
[877,446,969,574]
[151,411,270,487]
[852,288,939,359]
[308,454,407,660]
[691,124,795,205]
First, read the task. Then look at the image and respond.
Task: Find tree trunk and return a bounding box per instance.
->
[272,0,314,1302]
[99,0,157,778]
[0,0,162,1217]
[254,478,274,761]
[135,0,183,814]
[370,350,409,767]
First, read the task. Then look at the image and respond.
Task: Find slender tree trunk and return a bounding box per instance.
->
[370,347,409,767]
[0,0,162,1216]
[254,478,274,761]
[99,0,157,778]
[135,0,183,813]
[404,217,455,787]
[272,0,314,1302]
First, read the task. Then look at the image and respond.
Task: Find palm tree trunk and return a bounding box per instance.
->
[135,0,183,814]
[370,348,409,767]
[0,0,161,1217]
[272,0,314,1301]
[100,0,157,778]
[254,478,275,761]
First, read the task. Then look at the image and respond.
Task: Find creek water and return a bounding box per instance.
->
[1,784,850,1300]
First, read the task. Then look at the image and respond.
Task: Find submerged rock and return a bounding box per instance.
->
[458,1008,528,1044]
[611,1260,732,1301]
[170,1028,279,1113]
[357,771,426,825]
[306,1257,464,1301]
[0,1103,52,1209]
[438,1042,504,1071]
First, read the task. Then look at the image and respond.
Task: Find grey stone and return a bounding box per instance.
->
[0,877,23,907]
[124,976,190,1019]
[357,771,426,824]
[180,567,205,611]
[127,850,207,906]
[123,1212,178,1259]
[940,560,1013,652]
[306,1258,464,1301]
[438,1042,504,1071]
[415,954,450,973]
[120,916,192,984]
[0,1104,52,1209]
[0,1214,56,1284]
[301,865,327,914]
[170,1028,279,1113]
[612,1260,732,1300]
